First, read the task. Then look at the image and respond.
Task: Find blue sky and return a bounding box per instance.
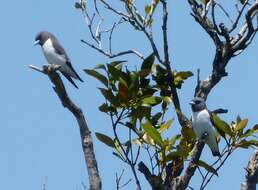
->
[0,0,257,189]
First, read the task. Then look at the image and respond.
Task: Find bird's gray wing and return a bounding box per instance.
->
[51,37,83,82]
[66,61,83,82]
[206,110,221,156]
[51,36,70,61]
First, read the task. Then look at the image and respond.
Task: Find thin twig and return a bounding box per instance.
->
[81,39,144,59]
[110,109,142,190]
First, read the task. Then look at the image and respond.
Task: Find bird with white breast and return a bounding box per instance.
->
[34,31,83,88]
[190,97,220,157]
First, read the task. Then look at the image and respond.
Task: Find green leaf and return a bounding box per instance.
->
[163,96,172,105]
[173,71,193,89]
[110,60,127,68]
[142,133,155,146]
[94,64,106,70]
[84,69,108,87]
[165,150,185,162]
[253,124,258,131]
[175,71,194,79]
[99,88,115,103]
[145,4,151,15]
[152,112,162,122]
[236,115,242,124]
[138,70,151,78]
[235,119,248,132]
[159,119,174,133]
[112,152,125,161]
[141,96,162,106]
[152,0,160,10]
[107,64,129,86]
[240,129,255,138]
[95,133,115,148]
[236,140,258,149]
[197,160,218,176]
[212,113,233,136]
[128,71,139,92]
[181,126,196,141]
[142,121,163,147]
[131,106,151,120]
[141,53,155,70]
[169,135,181,147]
[118,82,129,101]
[98,103,109,113]
[140,53,155,78]
[114,139,123,154]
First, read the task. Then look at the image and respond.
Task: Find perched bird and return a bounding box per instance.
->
[190,97,220,157]
[34,31,83,88]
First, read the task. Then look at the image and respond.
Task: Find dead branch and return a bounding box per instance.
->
[29,64,102,190]
[175,140,205,190]
[179,1,258,189]
[76,0,144,60]
[241,151,258,190]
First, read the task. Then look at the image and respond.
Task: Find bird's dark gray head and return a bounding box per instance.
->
[189,97,206,112]
[34,31,54,46]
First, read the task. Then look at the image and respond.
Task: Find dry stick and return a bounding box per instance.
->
[29,64,102,190]
[110,110,142,190]
[176,140,205,190]
[160,0,190,129]
[241,151,258,190]
[200,148,233,190]
[79,2,144,60]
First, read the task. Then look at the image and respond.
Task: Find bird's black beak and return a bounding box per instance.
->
[34,40,40,46]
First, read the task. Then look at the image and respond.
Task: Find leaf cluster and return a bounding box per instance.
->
[85,53,258,181]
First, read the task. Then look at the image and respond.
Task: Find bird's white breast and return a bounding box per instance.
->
[192,109,215,139]
[42,39,66,66]
[41,39,75,78]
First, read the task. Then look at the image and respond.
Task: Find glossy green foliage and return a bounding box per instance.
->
[85,53,258,176]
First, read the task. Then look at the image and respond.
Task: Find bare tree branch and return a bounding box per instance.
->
[175,140,205,190]
[232,2,258,53]
[200,146,234,190]
[116,169,132,190]
[229,1,249,33]
[29,64,102,190]
[190,1,258,100]
[81,39,144,59]
[178,1,258,189]
[76,1,144,60]
[241,151,258,190]
[159,0,190,129]
[138,161,160,189]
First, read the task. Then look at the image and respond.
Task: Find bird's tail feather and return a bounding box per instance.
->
[67,62,83,82]
[207,137,220,157]
[62,72,79,89]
